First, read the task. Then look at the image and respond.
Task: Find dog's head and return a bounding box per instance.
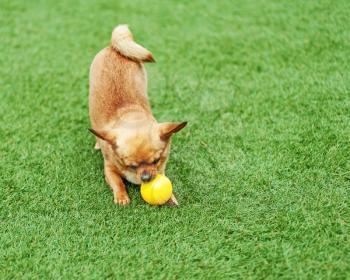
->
[89,120,186,183]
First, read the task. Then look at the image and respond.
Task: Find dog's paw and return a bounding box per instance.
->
[114,194,130,205]
[166,194,179,207]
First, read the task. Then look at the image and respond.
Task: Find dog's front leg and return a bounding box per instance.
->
[104,163,130,205]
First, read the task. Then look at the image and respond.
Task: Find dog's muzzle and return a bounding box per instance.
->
[141,171,152,182]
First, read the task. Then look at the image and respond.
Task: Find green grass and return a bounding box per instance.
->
[1,0,350,279]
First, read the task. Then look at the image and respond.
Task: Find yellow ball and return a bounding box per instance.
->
[141,174,173,205]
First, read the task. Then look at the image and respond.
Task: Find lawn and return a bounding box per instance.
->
[1,0,350,279]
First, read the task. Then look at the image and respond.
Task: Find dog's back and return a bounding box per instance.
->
[89,25,155,129]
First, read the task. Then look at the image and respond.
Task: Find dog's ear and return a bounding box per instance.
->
[88,128,116,145]
[159,122,187,141]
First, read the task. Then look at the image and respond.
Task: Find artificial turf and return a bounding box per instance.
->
[1,0,350,279]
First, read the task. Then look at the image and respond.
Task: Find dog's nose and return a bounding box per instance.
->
[141,172,152,182]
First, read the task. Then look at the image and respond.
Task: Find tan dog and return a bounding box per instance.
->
[89,25,187,205]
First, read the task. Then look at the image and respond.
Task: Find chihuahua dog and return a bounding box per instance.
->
[89,25,186,205]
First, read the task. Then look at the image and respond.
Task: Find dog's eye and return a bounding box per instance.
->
[152,158,160,164]
[128,164,138,170]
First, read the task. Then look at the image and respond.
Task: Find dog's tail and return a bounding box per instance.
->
[111,25,155,63]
